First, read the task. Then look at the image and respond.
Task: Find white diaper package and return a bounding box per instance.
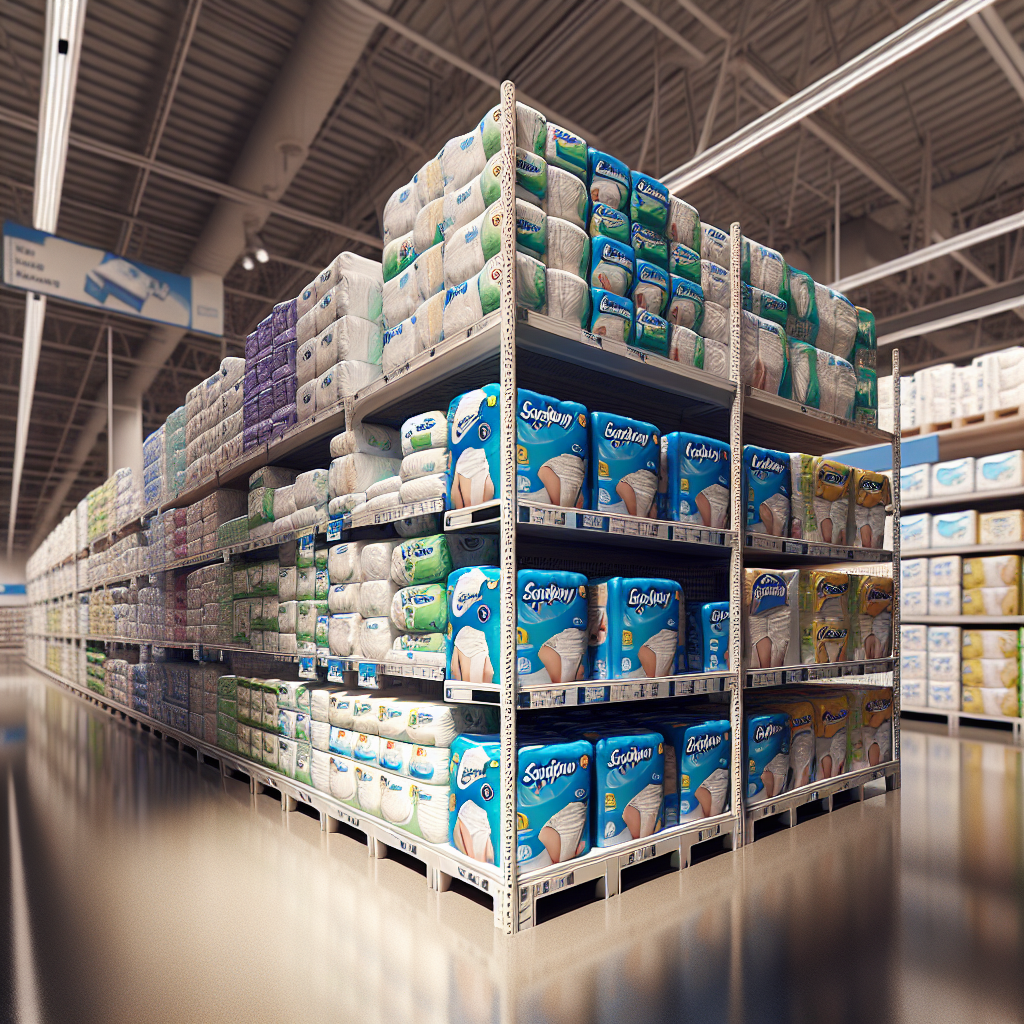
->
[901,676,926,709]
[901,649,926,680]
[361,540,399,582]
[329,453,400,499]
[975,450,1024,491]
[328,542,364,584]
[927,651,960,682]
[900,623,926,651]
[900,513,931,550]
[360,616,398,660]
[931,458,975,497]
[400,448,450,482]
[979,510,1024,545]
[329,421,400,459]
[926,624,961,653]
[365,475,401,500]
[899,464,930,501]
[962,586,1020,616]
[902,587,927,617]
[901,558,928,588]
[398,473,447,503]
[328,613,362,657]
[962,686,1019,716]
[927,680,960,710]
[931,510,977,547]
[328,583,360,614]
[962,657,1020,688]
[401,410,447,455]
[928,554,962,585]
[928,586,961,617]
[358,579,400,619]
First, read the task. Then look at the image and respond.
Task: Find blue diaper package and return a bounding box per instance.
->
[447,566,501,684]
[746,712,790,801]
[630,171,670,234]
[449,733,501,864]
[744,445,791,536]
[448,383,500,509]
[667,276,705,332]
[665,431,730,527]
[685,600,730,671]
[633,309,670,356]
[587,576,682,679]
[590,289,634,343]
[516,388,589,507]
[590,235,635,296]
[631,223,669,271]
[631,259,670,317]
[590,411,660,517]
[517,570,589,685]
[588,148,630,212]
[517,738,593,868]
[589,202,630,243]
[587,728,665,846]
[660,718,731,825]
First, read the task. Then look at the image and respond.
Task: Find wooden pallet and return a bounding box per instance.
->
[902,403,1022,438]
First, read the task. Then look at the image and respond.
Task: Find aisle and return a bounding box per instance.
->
[1,666,1022,1024]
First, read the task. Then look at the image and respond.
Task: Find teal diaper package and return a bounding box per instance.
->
[516,388,589,507]
[589,289,634,343]
[746,712,790,801]
[588,202,630,243]
[590,235,634,296]
[632,259,670,317]
[685,600,730,672]
[587,576,682,679]
[449,733,501,863]
[665,431,730,527]
[667,276,705,332]
[587,728,665,846]
[744,445,791,536]
[633,309,670,356]
[630,171,670,233]
[631,223,669,270]
[447,383,500,509]
[587,149,630,211]
[660,718,731,825]
[517,570,589,685]
[669,242,701,283]
[590,412,659,517]
[447,566,501,684]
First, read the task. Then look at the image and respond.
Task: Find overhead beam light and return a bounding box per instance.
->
[9,0,88,557]
[661,0,997,194]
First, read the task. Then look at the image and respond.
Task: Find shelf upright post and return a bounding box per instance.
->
[497,79,520,934]
[727,221,745,846]
[890,349,902,790]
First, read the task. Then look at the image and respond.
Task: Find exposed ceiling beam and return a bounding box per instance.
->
[969,7,1024,104]
[615,0,709,66]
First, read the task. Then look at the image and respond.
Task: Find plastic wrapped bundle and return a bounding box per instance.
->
[670,325,728,379]
[740,312,789,396]
[787,269,857,360]
[383,181,420,246]
[785,341,857,418]
[741,237,789,302]
[443,201,503,288]
[442,254,503,338]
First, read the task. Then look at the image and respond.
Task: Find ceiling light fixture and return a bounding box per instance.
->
[241,254,256,271]
[10,0,88,557]
[252,235,269,263]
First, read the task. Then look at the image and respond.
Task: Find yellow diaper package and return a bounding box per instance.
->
[859,689,893,768]
[961,657,1020,689]
[756,698,816,791]
[798,571,850,663]
[789,455,851,544]
[804,693,849,778]
[848,469,891,550]
[962,629,1019,660]
[962,555,1021,588]
[962,586,1020,616]
[962,685,1020,717]
[848,575,893,660]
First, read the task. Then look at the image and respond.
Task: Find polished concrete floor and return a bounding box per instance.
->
[1,663,1022,1024]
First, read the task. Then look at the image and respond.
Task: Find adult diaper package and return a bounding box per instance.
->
[849,469,891,549]
[664,432,730,527]
[808,693,849,778]
[858,689,893,767]
[379,775,450,844]
[975,450,1024,491]
[901,676,926,709]
[660,718,730,824]
[789,455,851,544]
[685,601,730,672]
[798,570,850,664]
[516,389,588,507]
[849,575,893,660]
[962,629,1018,659]
[449,734,501,863]
[590,412,659,517]
[746,712,790,801]
[961,657,1019,688]
[587,576,682,679]
[589,235,634,296]
[962,686,1019,716]
[902,558,928,588]
[589,288,634,342]
[744,569,799,668]
[979,510,1024,544]
[447,566,501,684]
[448,384,500,509]
[963,555,1021,588]
[900,464,930,501]
[929,553,962,585]
[588,148,630,211]
[962,586,1019,616]
[899,512,932,550]
[588,728,665,846]
[744,446,789,536]
[931,510,977,547]
[929,585,961,617]
[517,570,589,684]
[931,458,975,496]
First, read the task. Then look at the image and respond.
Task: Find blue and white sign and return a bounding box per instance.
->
[0,584,26,595]
[2,221,223,336]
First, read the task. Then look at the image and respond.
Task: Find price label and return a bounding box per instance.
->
[358,662,378,688]
[298,656,316,680]
[327,658,343,681]
[326,516,344,542]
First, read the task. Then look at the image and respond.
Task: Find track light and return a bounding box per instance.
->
[241,254,255,271]
[253,236,269,263]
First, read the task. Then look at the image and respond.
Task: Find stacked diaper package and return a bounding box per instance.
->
[900,450,1024,503]
[790,455,891,549]
[183,357,246,488]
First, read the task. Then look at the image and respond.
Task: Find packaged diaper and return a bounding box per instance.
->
[929,553,962,585]
[660,718,730,824]
[859,689,893,767]
[962,629,1018,659]
[447,566,501,684]
[589,202,630,243]
[975,450,1024,491]
[901,623,927,651]
[979,509,1024,545]
[901,558,928,588]
[666,276,705,331]
[447,384,500,509]
[586,728,665,845]
[926,624,960,654]
[962,686,1019,717]
[390,584,448,633]
[931,457,975,496]
[744,569,799,668]
[449,734,501,863]
[807,693,849,778]
[902,587,927,617]
[745,712,790,802]
[590,412,659,517]
[931,510,977,547]
[744,445,790,536]
[963,555,1021,588]
[901,676,926,709]
[789,455,851,544]
[516,388,588,507]
[587,577,682,679]
[761,699,815,790]
[928,680,960,710]
[631,223,669,270]
[928,585,960,617]
[391,534,452,586]
[686,600,730,672]
[517,570,589,685]
[962,657,1019,689]
[962,586,1019,616]
[665,432,730,527]
[517,738,592,868]
[927,651,960,682]
[587,148,630,211]
[899,463,929,500]
[847,575,893,660]
[899,512,931,551]
[401,410,447,455]
[848,468,890,549]
[589,235,634,296]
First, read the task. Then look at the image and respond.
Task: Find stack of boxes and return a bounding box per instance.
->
[165,405,187,500]
[184,357,246,489]
[142,425,165,511]
[216,675,239,753]
[961,629,1022,717]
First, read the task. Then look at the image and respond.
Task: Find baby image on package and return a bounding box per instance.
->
[744,569,798,668]
[517,570,589,684]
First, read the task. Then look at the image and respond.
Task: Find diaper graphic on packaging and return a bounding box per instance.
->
[587,577,682,679]
[665,432,730,527]
[962,629,1018,660]
[516,389,589,507]
[447,566,501,684]
[449,734,501,863]
[587,149,630,211]
[746,713,790,801]
[789,455,851,544]
[931,510,977,547]
[586,729,664,845]
[517,570,589,684]
[589,288,634,343]
[589,235,635,297]
[448,384,500,509]
[517,739,592,868]
[849,469,890,549]
[744,569,798,668]
[849,575,893,660]
[859,690,892,766]
[744,446,790,536]
[808,694,848,778]
[661,718,730,825]
[798,570,850,664]
[685,600,729,671]
[765,700,815,790]
[590,412,659,517]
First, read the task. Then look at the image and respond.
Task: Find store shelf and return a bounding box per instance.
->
[899,541,1024,558]
[348,497,445,530]
[900,614,1024,625]
[743,387,892,454]
[907,409,1024,462]
[326,657,446,683]
[902,485,1024,512]
[901,706,1023,743]
[745,658,895,688]
[445,671,735,708]
[744,533,892,564]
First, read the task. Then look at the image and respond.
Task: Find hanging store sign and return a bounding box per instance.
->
[1,220,224,336]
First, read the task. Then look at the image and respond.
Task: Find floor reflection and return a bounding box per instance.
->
[1,671,1022,1023]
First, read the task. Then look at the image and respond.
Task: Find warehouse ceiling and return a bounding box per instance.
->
[1,0,1022,551]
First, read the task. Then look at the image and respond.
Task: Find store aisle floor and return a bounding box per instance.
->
[2,666,1022,1024]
